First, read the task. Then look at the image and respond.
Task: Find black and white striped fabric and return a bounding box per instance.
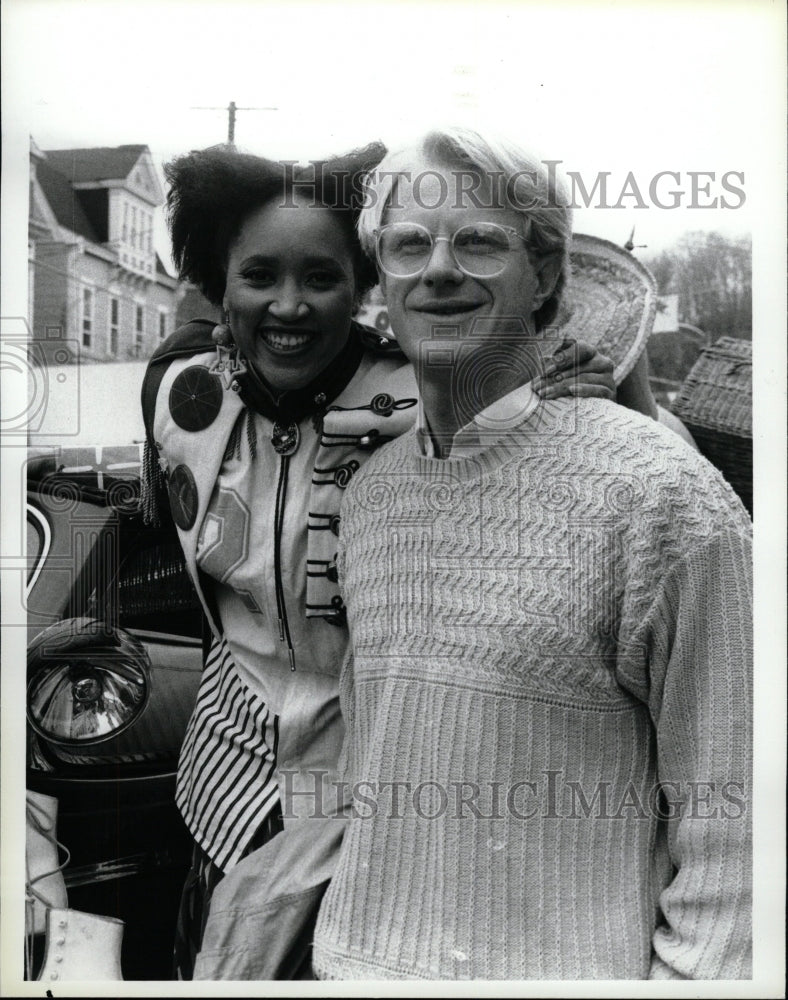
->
[175,635,280,872]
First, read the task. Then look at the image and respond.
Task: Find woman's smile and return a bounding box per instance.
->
[258,326,319,354]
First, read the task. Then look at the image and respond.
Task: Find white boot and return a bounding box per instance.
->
[38,907,124,981]
[26,791,68,935]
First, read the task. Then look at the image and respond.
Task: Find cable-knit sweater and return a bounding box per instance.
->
[312,396,752,981]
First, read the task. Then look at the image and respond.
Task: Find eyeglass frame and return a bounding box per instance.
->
[373,221,537,279]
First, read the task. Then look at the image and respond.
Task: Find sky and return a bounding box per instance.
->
[2,0,784,271]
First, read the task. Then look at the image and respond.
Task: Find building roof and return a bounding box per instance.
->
[35,158,101,242]
[43,145,148,183]
[30,137,47,162]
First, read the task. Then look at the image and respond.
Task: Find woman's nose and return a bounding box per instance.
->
[422,237,464,286]
[268,284,310,320]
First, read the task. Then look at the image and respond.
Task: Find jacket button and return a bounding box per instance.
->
[334,461,359,488]
[370,392,394,416]
[359,429,380,448]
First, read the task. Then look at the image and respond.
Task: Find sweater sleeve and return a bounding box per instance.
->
[335,531,357,790]
[621,525,753,979]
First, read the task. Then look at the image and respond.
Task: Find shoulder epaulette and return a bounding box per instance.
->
[141,319,217,443]
[140,318,217,526]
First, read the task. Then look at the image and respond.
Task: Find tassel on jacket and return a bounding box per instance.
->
[140,439,165,527]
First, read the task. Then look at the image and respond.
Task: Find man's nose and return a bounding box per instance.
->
[422,237,464,286]
[268,282,310,320]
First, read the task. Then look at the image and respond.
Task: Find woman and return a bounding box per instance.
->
[141,142,623,979]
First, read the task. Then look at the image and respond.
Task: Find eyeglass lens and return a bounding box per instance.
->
[377,223,520,277]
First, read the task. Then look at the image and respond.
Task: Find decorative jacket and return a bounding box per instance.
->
[140,319,419,974]
[141,319,418,635]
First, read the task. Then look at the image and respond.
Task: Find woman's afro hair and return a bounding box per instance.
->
[165,141,387,306]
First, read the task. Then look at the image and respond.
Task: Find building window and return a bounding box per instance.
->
[158,309,169,341]
[109,297,120,355]
[147,214,153,253]
[122,203,129,242]
[135,304,144,356]
[81,287,93,348]
[132,206,138,250]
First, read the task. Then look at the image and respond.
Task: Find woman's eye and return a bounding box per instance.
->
[307,271,341,288]
[242,267,275,284]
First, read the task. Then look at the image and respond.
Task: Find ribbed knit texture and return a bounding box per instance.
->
[313,398,752,980]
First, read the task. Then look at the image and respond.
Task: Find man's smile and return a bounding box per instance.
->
[412,300,484,316]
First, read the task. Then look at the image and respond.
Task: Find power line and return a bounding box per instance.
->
[30,257,177,306]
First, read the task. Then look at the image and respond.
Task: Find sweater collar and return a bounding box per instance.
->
[417,380,544,459]
[235,323,365,423]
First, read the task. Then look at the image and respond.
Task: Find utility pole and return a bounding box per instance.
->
[190,100,278,146]
[228,101,237,144]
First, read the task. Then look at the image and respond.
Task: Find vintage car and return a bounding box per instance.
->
[25,444,204,980]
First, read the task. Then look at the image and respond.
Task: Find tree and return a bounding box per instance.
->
[642,232,751,341]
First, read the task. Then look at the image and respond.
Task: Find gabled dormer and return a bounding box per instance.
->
[41,145,164,279]
[124,150,163,204]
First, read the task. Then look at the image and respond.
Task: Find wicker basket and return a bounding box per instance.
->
[671,337,752,514]
[556,234,658,385]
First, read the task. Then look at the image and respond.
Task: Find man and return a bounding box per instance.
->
[311,127,752,980]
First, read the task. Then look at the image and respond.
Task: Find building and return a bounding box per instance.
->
[174,282,221,329]
[28,140,178,364]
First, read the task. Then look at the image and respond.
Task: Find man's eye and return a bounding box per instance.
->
[455,228,508,253]
[393,231,431,254]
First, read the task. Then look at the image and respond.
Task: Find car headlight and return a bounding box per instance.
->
[27,618,150,745]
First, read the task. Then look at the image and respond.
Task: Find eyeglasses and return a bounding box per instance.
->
[375,221,532,279]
